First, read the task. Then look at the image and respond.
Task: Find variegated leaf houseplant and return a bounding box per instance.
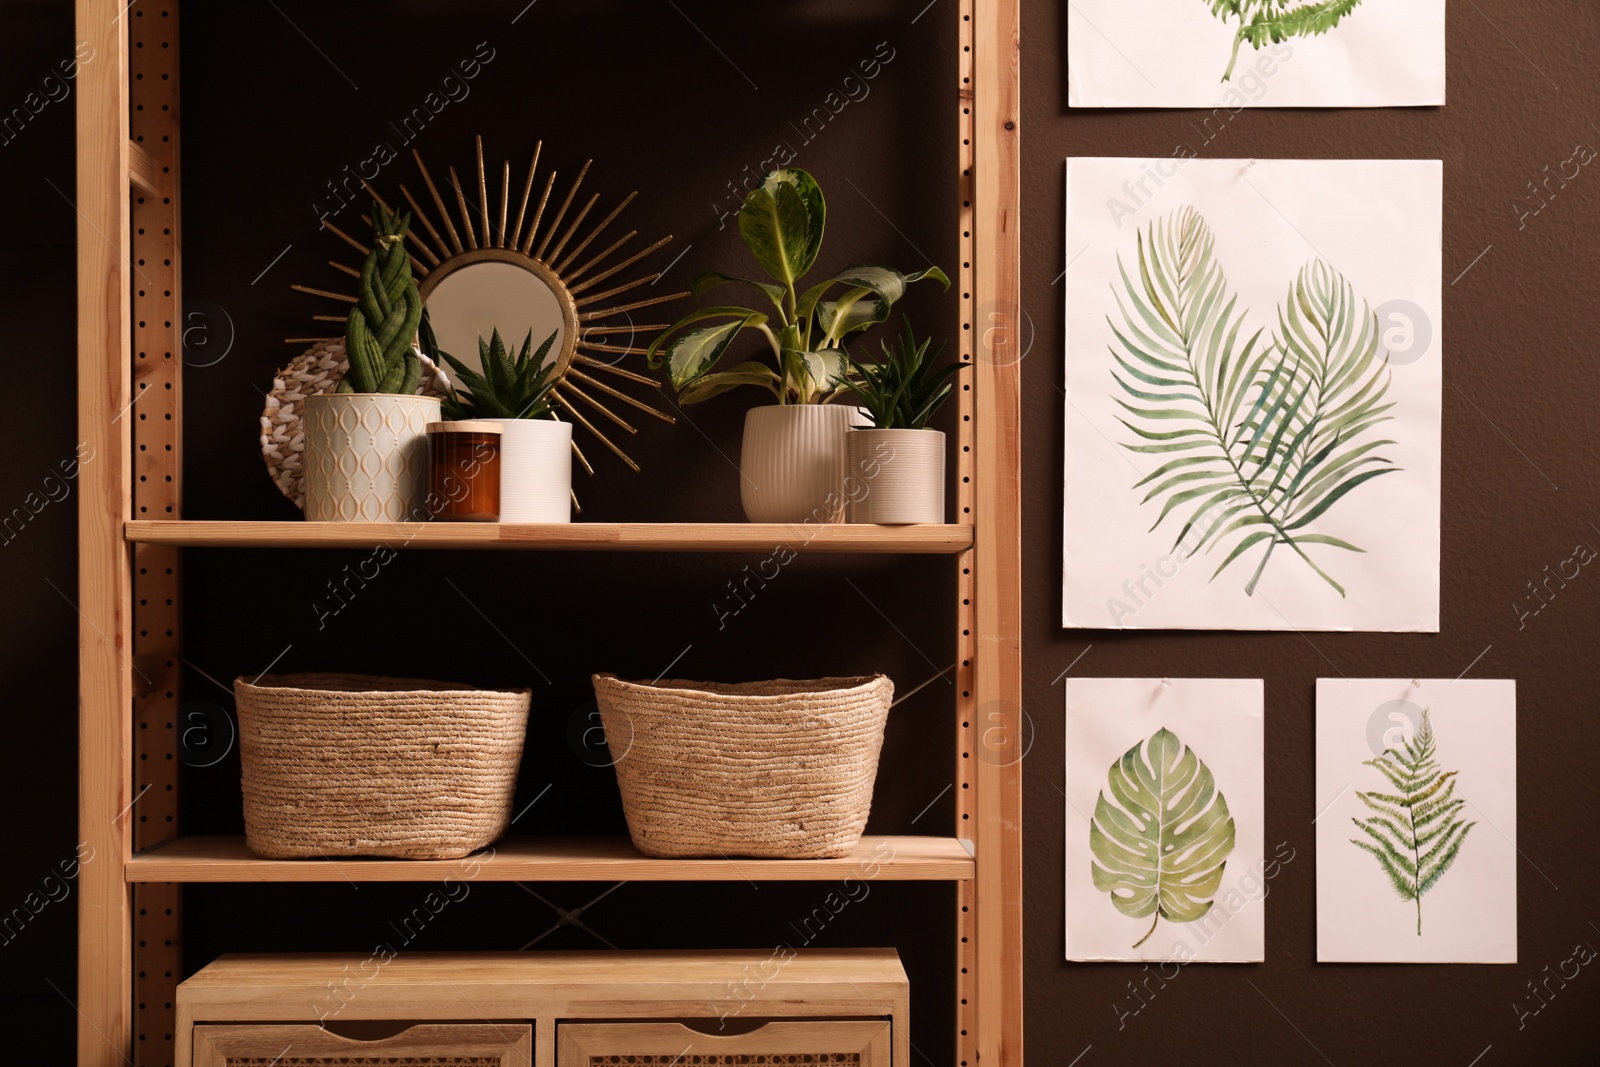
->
[647,169,948,523]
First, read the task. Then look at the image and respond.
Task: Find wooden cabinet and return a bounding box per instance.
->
[177,951,909,1067]
[194,1024,531,1066]
[558,1021,891,1066]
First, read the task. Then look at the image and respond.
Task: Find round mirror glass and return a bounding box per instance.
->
[423,260,568,377]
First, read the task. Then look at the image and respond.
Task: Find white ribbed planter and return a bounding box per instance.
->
[740,404,855,524]
[846,428,946,524]
[487,418,572,523]
[303,393,440,522]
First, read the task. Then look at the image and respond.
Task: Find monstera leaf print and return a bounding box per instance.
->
[1110,207,1400,597]
[1350,708,1476,935]
[1206,1,1367,80]
[1090,727,1236,948]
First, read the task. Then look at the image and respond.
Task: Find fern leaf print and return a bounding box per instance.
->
[1349,708,1476,935]
[1206,1,1367,81]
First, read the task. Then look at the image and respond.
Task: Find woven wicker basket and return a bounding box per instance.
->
[592,674,895,859]
[234,674,531,860]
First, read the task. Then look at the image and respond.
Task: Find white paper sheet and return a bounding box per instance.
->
[1065,678,1265,963]
[1315,678,1518,964]
[1062,158,1442,632]
[1067,0,1446,108]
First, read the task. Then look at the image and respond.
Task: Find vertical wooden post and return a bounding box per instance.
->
[971,0,1024,1063]
[76,0,135,1064]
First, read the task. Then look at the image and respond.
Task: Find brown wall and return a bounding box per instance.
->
[0,2,88,1056]
[1022,1,1600,1063]
[5,1,1596,1062]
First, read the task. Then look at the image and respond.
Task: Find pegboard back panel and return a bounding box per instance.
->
[130,4,184,1067]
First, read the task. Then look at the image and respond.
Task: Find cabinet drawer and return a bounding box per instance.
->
[558,1020,891,1065]
[194,1023,532,1066]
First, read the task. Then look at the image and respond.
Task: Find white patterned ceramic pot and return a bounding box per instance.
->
[486,418,573,523]
[739,404,856,524]
[846,428,947,524]
[303,393,440,522]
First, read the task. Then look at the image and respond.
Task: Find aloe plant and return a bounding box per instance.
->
[338,202,422,394]
[646,168,949,405]
[1110,207,1399,597]
[433,327,560,420]
[844,320,962,430]
[1207,1,1366,81]
[1350,708,1476,935]
[1090,727,1236,948]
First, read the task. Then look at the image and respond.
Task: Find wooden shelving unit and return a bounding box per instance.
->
[125,520,973,553]
[76,1,1021,1065]
[126,835,975,884]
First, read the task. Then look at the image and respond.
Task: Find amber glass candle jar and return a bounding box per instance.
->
[426,421,502,522]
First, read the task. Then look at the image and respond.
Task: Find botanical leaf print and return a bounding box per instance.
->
[1350,707,1476,935]
[1090,727,1236,948]
[1206,0,1366,80]
[1109,207,1399,597]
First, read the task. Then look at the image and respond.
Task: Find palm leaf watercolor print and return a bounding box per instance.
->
[1206,1,1366,81]
[1109,207,1400,597]
[1350,708,1476,935]
[1090,727,1236,948]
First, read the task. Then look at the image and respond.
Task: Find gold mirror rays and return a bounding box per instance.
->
[291,135,686,475]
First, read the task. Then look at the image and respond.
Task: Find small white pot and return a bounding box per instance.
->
[846,428,947,525]
[487,418,573,523]
[740,404,856,524]
[303,393,440,522]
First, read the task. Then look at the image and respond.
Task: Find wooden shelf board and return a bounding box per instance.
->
[126,835,975,883]
[124,520,973,553]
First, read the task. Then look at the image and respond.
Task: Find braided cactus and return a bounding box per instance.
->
[338,203,422,394]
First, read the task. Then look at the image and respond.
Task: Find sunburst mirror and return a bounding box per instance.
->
[289,135,685,476]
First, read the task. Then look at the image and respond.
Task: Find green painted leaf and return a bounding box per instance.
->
[1110,208,1402,598]
[1349,708,1476,935]
[1091,727,1237,948]
[1238,0,1365,48]
[1206,1,1366,81]
[1212,529,1275,582]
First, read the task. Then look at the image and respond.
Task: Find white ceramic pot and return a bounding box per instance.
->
[303,393,440,522]
[740,404,856,524]
[846,428,947,525]
[487,418,573,523]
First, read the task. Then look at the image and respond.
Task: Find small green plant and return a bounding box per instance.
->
[433,327,561,420]
[843,320,961,430]
[646,168,949,405]
[1207,1,1365,81]
[1350,708,1475,936]
[339,202,422,394]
